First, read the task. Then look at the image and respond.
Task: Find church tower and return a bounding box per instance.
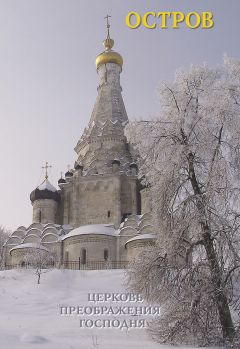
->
[30,163,60,224]
[74,16,132,174]
[58,18,140,228]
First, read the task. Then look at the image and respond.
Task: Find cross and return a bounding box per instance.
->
[42,162,52,180]
[104,14,111,38]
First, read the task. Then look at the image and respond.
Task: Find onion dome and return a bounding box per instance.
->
[95,16,123,70]
[30,179,60,203]
[74,163,83,171]
[65,171,73,178]
[58,172,66,184]
[58,178,66,184]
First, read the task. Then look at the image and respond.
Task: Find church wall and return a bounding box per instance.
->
[62,175,122,227]
[10,249,29,265]
[63,235,116,262]
[126,239,155,260]
[3,246,13,266]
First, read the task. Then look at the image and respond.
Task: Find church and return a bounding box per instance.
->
[3,20,155,269]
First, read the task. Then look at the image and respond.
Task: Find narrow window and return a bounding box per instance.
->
[81,249,87,265]
[107,210,111,218]
[104,249,109,261]
[64,251,69,269]
[39,210,42,223]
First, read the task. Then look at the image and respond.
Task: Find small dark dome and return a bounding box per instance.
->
[65,171,73,178]
[112,159,120,165]
[74,163,83,170]
[30,179,61,203]
[130,162,138,169]
[58,178,66,184]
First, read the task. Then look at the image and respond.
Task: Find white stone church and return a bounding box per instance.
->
[4,23,155,269]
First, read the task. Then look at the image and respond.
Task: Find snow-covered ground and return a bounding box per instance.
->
[0,269,222,349]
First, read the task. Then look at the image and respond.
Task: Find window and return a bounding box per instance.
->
[81,249,87,265]
[107,211,111,218]
[104,249,109,261]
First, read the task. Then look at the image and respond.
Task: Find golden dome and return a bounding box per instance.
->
[96,50,123,70]
[95,17,123,69]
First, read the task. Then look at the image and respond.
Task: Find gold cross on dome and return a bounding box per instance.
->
[104,14,111,38]
[42,162,52,180]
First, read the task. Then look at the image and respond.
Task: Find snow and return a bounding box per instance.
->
[37,179,57,192]
[0,269,223,349]
[61,224,118,240]
[125,234,156,244]
[10,243,49,254]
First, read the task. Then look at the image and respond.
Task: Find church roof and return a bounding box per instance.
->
[5,223,73,249]
[10,243,50,255]
[61,224,118,240]
[125,234,156,245]
[38,179,57,192]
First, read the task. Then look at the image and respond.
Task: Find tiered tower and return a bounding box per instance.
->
[75,17,132,174]
[57,18,140,228]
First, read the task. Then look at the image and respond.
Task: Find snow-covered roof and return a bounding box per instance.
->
[61,224,118,240]
[125,234,156,245]
[10,243,49,254]
[5,223,72,250]
[37,179,57,192]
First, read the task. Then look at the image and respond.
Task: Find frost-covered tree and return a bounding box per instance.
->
[23,247,56,284]
[0,226,10,269]
[127,57,240,346]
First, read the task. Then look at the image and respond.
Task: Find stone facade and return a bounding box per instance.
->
[3,30,155,268]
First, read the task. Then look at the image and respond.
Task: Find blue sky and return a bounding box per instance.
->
[0,0,239,230]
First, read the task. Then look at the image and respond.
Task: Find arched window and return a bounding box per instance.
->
[104,249,109,261]
[107,210,111,218]
[81,249,87,265]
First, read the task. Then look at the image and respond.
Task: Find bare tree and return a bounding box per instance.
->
[23,246,56,284]
[126,57,240,346]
